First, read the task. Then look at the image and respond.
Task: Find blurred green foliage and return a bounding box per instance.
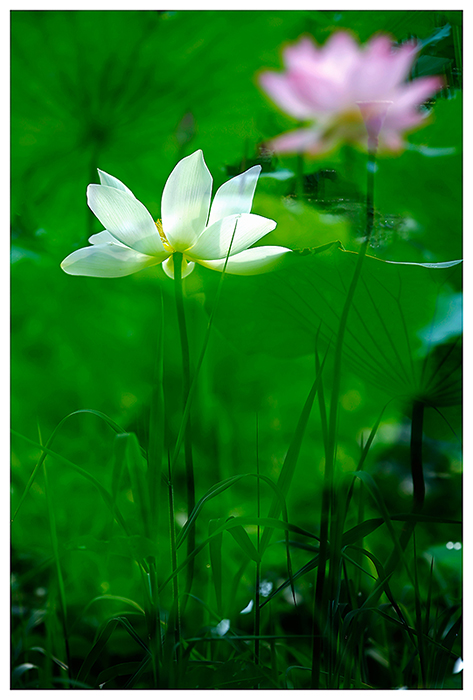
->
[11,10,461,690]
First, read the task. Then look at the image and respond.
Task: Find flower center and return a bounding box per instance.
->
[155,219,174,252]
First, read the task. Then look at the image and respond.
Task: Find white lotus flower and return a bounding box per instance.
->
[61,150,290,280]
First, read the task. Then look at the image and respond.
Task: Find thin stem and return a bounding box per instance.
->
[410,400,425,515]
[413,532,427,687]
[148,286,165,533]
[370,400,426,613]
[388,400,425,564]
[170,219,239,474]
[354,438,366,596]
[167,452,181,671]
[173,252,196,599]
[147,561,161,688]
[42,463,72,686]
[310,343,329,688]
[147,288,165,686]
[311,148,376,689]
[254,413,261,667]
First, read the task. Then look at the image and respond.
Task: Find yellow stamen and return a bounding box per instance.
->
[155,219,174,252]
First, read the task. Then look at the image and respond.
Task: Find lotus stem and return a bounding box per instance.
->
[173,251,196,600]
[410,400,425,514]
[255,414,261,667]
[168,452,181,668]
[311,147,376,689]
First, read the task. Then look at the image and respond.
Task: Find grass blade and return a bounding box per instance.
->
[41,456,71,686]
[260,356,327,556]
[12,409,136,522]
[177,472,293,550]
[226,517,261,563]
[77,617,150,686]
[209,518,224,617]
[12,430,131,536]
[147,286,165,534]
[413,534,427,686]
[159,516,319,596]
[125,432,152,539]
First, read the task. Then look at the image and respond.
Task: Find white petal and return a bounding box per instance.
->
[213,619,230,636]
[88,230,127,247]
[161,150,212,251]
[87,184,166,257]
[188,213,277,260]
[240,600,254,614]
[208,165,261,227]
[60,243,163,278]
[162,255,195,280]
[198,245,291,275]
[97,169,136,197]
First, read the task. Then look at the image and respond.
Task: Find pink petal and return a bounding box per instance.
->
[384,111,427,132]
[322,31,360,65]
[319,31,362,83]
[391,75,444,114]
[379,130,405,152]
[267,127,320,153]
[283,35,321,70]
[268,127,336,156]
[259,70,314,120]
[355,37,417,101]
[288,69,347,112]
[354,36,396,100]
[386,40,419,89]
[365,33,394,60]
[286,32,361,101]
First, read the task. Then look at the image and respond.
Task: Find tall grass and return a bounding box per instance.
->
[11,293,462,689]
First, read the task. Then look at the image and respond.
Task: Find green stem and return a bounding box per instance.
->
[170,220,240,475]
[254,414,261,668]
[148,287,165,533]
[42,463,72,686]
[146,289,165,686]
[168,453,181,667]
[148,561,161,688]
[173,252,196,599]
[354,449,366,596]
[413,533,427,687]
[311,149,376,689]
[410,400,425,515]
[398,403,426,551]
[382,400,425,580]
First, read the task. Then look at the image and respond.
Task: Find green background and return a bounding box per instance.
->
[11,10,462,689]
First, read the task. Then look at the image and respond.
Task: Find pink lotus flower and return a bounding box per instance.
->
[259,31,444,155]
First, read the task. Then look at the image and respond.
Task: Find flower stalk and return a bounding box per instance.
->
[43,461,72,687]
[254,414,261,667]
[410,400,425,515]
[381,399,426,582]
[311,145,377,689]
[173,251,196,599]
